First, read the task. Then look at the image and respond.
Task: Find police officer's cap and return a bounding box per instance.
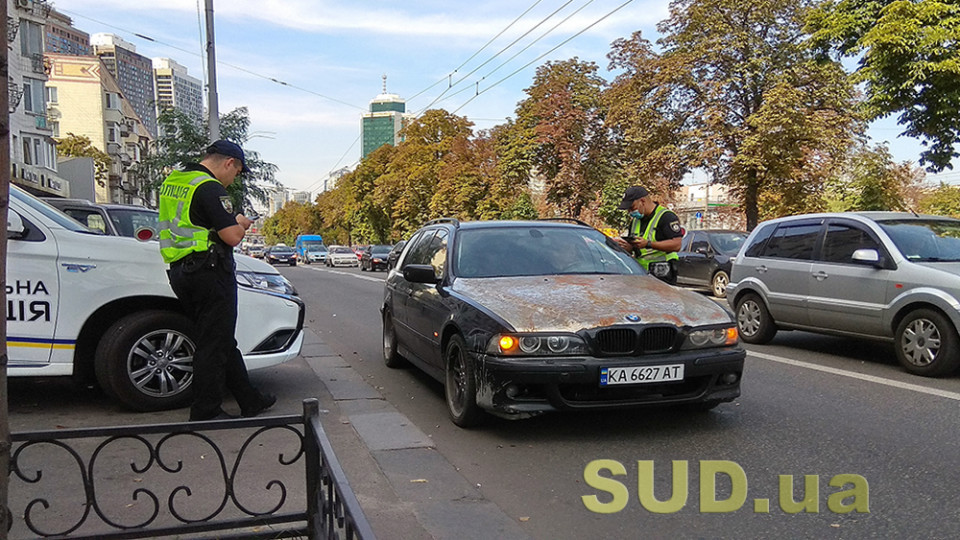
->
[618,186,649,209]
[206,140,251,173]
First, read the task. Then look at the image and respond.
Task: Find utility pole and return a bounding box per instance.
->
[204,0,220,140]
[1,0,12,535]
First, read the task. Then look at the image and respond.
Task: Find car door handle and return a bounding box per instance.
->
[755,265,767,273]
[812,271,828,281]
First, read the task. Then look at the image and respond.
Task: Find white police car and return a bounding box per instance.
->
[6,185,304,411]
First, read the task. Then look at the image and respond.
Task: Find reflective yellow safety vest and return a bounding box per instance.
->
[158,171,219,264]
[629,205,680,271]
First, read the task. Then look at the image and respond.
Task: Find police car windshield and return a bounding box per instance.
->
[12,186,99,233]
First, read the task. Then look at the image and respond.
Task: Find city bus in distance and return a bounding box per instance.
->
[295,234,325,263]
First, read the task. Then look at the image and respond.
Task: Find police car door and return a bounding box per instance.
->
[6,203,60,366]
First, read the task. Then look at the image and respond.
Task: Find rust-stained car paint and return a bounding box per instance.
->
[382,219,745,426]
[452,274,731,332]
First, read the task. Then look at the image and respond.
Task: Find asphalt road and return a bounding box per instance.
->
[284,263,960,539]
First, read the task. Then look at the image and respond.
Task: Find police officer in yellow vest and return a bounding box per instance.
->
[614,185,683,284]
[159,140,275,421]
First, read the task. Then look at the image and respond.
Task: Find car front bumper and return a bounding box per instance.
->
[473,347,744,416]
[330,257,358,266]
[236,289,305,369]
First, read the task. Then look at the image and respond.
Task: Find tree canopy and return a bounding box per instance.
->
[807,0,960,172]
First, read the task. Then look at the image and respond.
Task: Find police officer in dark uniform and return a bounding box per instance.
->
[159,140,276,421]
[614,185,684,284]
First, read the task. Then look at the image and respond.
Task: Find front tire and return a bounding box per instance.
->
[895,309,960,376]
[711,271,729,298]
[735,293,777,344]
[95,310,197,411]
[444,335,484,428]
[382,312,406,368]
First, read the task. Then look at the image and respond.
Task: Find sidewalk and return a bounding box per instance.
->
[300,327,530,540]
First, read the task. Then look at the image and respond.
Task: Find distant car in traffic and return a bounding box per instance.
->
[387,240,407,270]
[248,245,265,258]
[676,229,748,298]
[361,244,393,271]
[326,245,360,267]
[382,218,744,427]
[304,245,328,264]
[265,245,297,266]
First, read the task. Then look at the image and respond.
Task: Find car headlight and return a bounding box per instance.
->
[236,271,298,296]
[486,333,588,356]
[681,326,738,349]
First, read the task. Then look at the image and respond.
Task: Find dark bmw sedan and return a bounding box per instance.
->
[266,245,297,266]
[381,219,745,427]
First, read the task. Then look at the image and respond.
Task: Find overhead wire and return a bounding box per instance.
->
[407,0,547,102]
[414,0,577,116]
[427,0,599,112]
[451,0,636,115]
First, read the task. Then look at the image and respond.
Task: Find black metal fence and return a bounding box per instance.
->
[7,398,376,539]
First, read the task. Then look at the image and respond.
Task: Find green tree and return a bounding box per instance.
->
[606,0,862,229]
[131,107,279,210]
[260,201,322,245]
[826,143,924,211]
[515,59,611,218]
[918,183,960,218]
[807,0,960,171]
[55,133,111,189]
[373,109,474,237]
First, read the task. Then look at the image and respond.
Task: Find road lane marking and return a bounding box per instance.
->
[748,350,960,401]
[305,266,384,283]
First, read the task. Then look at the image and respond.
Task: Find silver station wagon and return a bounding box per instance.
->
[728,212,960,376]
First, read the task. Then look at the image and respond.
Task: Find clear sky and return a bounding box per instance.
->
[51,0,953,195]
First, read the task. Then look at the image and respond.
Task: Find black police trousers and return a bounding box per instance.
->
[168,259,262,420]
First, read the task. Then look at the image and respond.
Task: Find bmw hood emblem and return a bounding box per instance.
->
[625,314,641,322]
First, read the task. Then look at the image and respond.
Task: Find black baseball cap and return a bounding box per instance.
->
[206,140,250,173]
[618,186,649,209]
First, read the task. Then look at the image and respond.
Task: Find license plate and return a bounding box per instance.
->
[600,364,684,386]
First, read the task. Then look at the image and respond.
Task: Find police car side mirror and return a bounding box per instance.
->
[7,210,26,240]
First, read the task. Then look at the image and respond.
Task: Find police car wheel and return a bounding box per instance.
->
[95,310,197,411]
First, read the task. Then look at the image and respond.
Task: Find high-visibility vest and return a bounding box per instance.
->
[630,205,680,270]
[158,170,219,264]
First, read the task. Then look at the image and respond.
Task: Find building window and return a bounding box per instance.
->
[106,123,120,143]
[20,20,43,57]
[105,92,121,110]
[51,121,60,137]
[22,78,45,114]
[45,86,58,103]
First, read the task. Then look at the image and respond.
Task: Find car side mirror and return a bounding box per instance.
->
[851,248,890,269]
[403,264,441,284]
[7,210,26,240]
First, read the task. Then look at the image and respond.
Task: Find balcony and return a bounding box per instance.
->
[27,53,46,75]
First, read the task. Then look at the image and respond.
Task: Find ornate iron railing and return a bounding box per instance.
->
[8,399,375,539]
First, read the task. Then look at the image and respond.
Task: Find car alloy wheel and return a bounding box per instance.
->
[895,308,960,376]
[382,312,405,368]
[444,334,483,427]
[712,271,729,298]
[735,293,777,344]
[95,310,196,411]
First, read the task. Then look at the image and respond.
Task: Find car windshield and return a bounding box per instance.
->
[454,225,643,278]
[106,208,160,238]
[711,232,748,255]
[878,219,960,262]
[331,246,353,254]
[272,246,295,254]
[302,241,324,249]
[371,245,392,255]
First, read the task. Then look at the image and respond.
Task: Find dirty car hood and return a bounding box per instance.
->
[451,274,732,332]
